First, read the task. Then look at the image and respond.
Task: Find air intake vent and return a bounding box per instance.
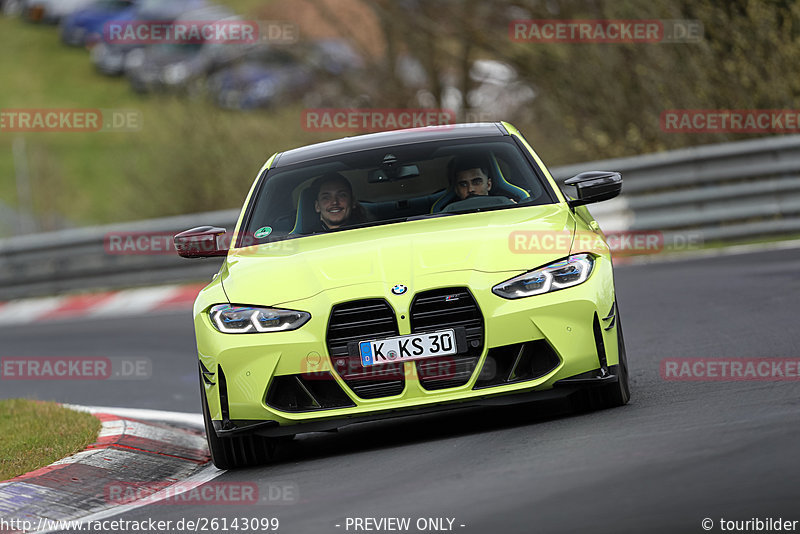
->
[218,366,230,422]
[410,288,484,390]
[473,341,561,389]
[326,299,404,399]
[593,313,608,370]
[266,372,355,412]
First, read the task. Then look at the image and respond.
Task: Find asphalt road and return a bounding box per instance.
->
[3,246,800,534]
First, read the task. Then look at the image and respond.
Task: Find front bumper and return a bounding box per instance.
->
[195,255,619,436]
[212,365,622,438]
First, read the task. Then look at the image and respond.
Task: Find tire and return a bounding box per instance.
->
[200,371,275,469]
[602,312,631,407]
[572,311,631,413]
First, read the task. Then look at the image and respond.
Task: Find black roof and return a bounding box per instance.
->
[273,122,509,168]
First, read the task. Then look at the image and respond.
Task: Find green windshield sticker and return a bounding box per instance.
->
[254,226,272,238]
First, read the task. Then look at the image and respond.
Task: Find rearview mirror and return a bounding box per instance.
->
[563,171,622,209]
[368,164,420,183]
[174,226,228,258]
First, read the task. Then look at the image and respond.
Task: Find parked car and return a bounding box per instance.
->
[209,62,313,110]
[305,38,364,76]
[174,122,630,468]
[124,6,241,94]
[206,45,313,109]
[59,0,136,47]
[90,0,205,75]
[207,40,361,110]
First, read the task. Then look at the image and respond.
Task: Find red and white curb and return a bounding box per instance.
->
[0,284,206,326]
[0,406,220,534]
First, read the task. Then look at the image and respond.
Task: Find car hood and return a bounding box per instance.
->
[220,204,577,306]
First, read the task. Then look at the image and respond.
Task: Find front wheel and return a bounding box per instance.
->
[200,372,275,469]
[605,313,631,406]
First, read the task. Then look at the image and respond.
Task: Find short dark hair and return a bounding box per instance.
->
[313,172,353,199]
[310,172,368,224]
[451,156,489,183]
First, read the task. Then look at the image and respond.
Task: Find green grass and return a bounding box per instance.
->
[0,14,331,234]
[0,16,156,227]
[0,399,100,481]
[214,0,275,17]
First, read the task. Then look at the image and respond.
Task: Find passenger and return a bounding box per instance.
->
[311,173,368,231]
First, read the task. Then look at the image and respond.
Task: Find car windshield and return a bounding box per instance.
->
[240,136,555,245]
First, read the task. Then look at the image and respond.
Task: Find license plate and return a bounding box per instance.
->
[359,329,457,367]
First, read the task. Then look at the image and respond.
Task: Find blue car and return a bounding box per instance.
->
[208,41,362,110]
[210,62,314,110]
[90,0,206,75]
[205,45,312,110]
[60,0,136,47]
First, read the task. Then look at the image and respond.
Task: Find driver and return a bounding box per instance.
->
[452,157,492,200]
[311,172,367,231]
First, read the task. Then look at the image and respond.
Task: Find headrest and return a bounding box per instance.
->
[290,186,319,235]
[430,153,530,213]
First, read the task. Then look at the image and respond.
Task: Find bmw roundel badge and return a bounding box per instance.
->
[391,284,407,295]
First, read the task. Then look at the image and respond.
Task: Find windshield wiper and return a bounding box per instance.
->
[405,212,455,222]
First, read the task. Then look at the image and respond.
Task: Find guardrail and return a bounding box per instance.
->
[0,210,238,300]
[2,135,799,299]
[551,135,800,242]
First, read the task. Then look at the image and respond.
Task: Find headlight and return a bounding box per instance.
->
[492,254,595,299]
[209,304,310,333]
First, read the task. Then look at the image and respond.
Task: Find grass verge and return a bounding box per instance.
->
[0,15,329,234]
[0,399,100,481]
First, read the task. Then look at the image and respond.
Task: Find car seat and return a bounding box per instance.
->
[430,153,530,213]
[290,186,319,235]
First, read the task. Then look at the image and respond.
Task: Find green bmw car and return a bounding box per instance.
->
[175,122,630,469]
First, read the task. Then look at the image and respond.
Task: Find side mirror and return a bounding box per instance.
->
[563,171,622,209]
[174,226,228,258]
